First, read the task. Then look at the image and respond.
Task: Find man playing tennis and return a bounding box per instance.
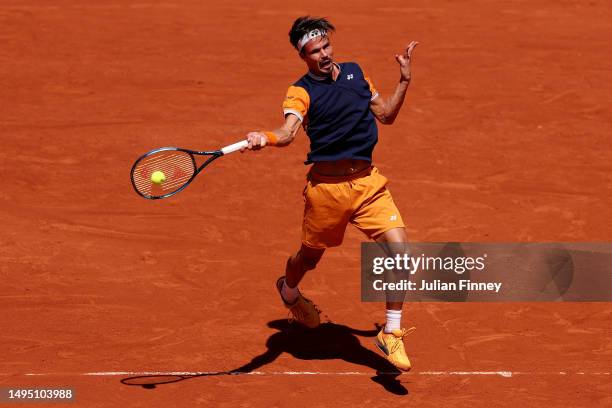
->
[244,16,418,372]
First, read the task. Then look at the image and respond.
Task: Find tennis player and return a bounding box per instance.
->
[244,16,418,372]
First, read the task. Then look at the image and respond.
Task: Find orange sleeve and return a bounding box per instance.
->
[364,74,379,101]
[282,85,310,122]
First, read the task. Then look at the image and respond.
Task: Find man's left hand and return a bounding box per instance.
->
[395,41,419,83]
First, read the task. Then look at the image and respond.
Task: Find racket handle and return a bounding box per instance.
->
[221,140,249,155]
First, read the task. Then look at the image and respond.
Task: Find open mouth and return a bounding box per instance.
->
[320,60,332,69]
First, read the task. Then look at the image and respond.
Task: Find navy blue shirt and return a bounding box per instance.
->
[282,62,379,164]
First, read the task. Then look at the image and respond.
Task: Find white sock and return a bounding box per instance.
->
[384,309,402,333]
[281,280,299,304]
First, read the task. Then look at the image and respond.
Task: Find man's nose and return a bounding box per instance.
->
[320,48,328,58]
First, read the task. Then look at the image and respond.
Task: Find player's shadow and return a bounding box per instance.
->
[121,320,409,395]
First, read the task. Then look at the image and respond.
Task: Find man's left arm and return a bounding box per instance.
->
[370,41,418,125]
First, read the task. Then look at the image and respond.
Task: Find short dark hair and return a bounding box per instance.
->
[288,16,335,51]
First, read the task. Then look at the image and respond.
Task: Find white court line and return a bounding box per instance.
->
[9,371,610,378]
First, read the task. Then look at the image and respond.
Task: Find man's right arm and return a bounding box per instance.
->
[243,114,302,151]
[244,84,309,151]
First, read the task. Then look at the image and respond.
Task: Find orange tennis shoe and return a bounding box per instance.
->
[276,277,321,328]
[375,327,416,371]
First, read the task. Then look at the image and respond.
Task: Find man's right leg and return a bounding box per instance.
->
[285,171,349,327]
[277,244,325,328]
[286,244,325,288]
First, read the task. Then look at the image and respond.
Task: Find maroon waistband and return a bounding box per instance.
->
[307,166,374,183]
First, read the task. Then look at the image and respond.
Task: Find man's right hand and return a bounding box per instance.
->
[242,131,269,152]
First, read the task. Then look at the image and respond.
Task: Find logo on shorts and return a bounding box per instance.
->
[347,74,354,80]
[390,214,398,221]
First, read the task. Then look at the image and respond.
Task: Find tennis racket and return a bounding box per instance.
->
[130,140,248,199]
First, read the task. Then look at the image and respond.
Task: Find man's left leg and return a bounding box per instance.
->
[373,228,415,372]
[375,227,408,312]
[349,168,414,370]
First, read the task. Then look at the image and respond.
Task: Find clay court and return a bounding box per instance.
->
[1,0,611,406]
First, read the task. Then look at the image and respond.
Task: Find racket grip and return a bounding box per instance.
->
[221,140,249,155]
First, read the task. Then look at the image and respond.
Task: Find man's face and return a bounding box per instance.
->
[300,36,334,76]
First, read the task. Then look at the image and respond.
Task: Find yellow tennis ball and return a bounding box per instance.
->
[151,170,166,184]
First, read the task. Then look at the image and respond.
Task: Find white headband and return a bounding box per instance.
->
[297,28,327,52]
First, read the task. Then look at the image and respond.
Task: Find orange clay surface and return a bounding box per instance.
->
[1,0,611,406]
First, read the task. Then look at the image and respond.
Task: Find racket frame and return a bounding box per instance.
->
[130,147,224,200]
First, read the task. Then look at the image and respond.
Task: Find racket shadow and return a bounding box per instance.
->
[120,320,408,395]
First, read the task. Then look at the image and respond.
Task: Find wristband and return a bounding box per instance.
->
[263,131,278,146]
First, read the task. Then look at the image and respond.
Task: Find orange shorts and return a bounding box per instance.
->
[302,166,405,249]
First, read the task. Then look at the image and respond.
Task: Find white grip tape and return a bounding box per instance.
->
[221,140,249,155]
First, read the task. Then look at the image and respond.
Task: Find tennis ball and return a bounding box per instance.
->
[151,170,166,184]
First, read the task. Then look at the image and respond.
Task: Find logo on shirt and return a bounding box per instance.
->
[346,74,354,80]
[389,215,398,221]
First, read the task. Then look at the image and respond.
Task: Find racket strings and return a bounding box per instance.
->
[132,150,196,198]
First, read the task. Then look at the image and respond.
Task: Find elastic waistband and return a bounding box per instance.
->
[307,166,374,183]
